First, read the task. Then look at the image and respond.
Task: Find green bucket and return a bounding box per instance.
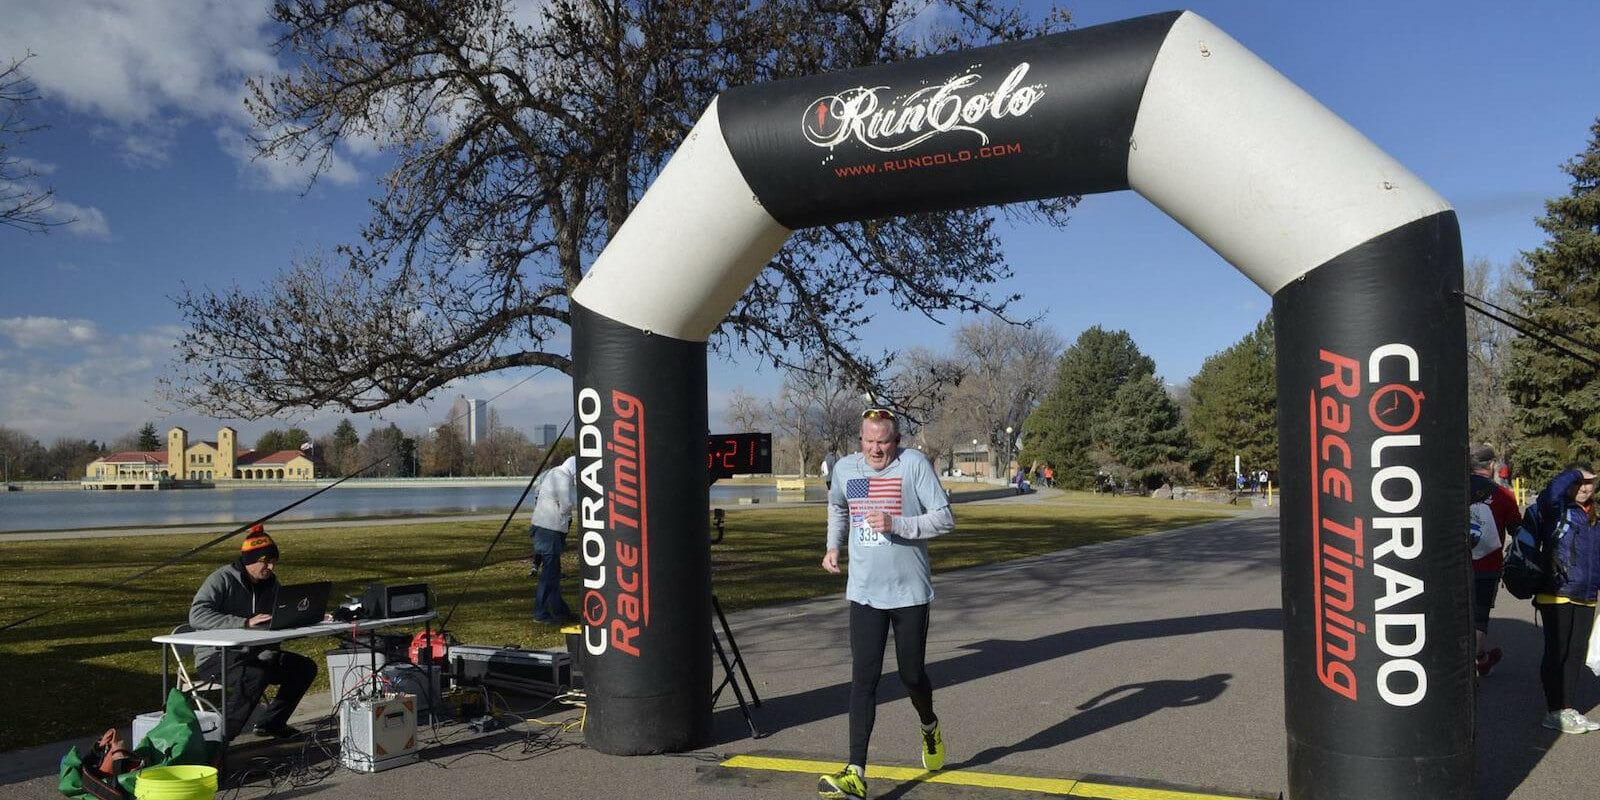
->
[133,765,218,800]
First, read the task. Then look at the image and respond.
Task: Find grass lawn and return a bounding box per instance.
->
[0,490,1239,752]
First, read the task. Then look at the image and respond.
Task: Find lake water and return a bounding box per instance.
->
[0,482,827,533]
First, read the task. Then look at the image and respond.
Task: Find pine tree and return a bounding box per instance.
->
[1506,118,1600,479]
[136,422,160,451]
[329,418,361,476]
[1021,327,1155,488]
[1186,316,1277,485]
[1093,374,1192,489]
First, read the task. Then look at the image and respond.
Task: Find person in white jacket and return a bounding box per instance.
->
[528,456,578,624]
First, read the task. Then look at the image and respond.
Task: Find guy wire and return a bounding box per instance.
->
[436,415,573,633]
[0,367,560,632]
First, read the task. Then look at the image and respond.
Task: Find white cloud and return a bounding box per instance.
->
[1,0,277,164]
[51,198,112,238]
[0,316,101,348]
[0,175,111,237]
[214,124,362,192]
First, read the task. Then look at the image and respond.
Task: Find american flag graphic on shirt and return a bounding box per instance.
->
[847,477,902,512]
[847,477,902,547]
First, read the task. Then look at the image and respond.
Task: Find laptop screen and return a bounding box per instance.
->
[268,581,332,630]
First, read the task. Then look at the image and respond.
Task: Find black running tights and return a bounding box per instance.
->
[847,601,936,767]
[1537,601,1595,713]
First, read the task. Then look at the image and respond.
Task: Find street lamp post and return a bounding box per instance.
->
[970,439,979,481]
[1004,426,1014,478]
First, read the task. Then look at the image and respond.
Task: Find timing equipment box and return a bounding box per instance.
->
[380,663,443,720]
[450,644,571,697]
[327,647,387,707]
[339,693,418,773]
[359,582,433,618]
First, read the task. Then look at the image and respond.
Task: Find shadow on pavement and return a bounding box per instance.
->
[960,673,1234,769]
[714,608,1279,747]
[1472,611,1600,799]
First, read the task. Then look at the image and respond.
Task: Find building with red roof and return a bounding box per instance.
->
[83,426,321,488]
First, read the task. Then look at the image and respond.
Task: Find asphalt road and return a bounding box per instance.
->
[7,505,1596,799]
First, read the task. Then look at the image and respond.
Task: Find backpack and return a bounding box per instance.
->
[1467,476,1500,561]
[1468,498,1500,561]
[1502,503,1574,600]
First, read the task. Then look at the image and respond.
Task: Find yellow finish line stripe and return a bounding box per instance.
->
[718,755,1255,800]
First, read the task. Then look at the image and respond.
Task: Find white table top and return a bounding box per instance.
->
[152,612,438,648]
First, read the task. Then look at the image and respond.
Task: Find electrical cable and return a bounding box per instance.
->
[1460,292,1600,370]
[1461,289,1600,362]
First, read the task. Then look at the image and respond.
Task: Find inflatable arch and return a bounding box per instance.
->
[567,11,1470,800]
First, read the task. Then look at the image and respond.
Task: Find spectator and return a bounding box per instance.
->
[1530,463,1599,734]
[1468,444,1519,677]
[529,456,579,624]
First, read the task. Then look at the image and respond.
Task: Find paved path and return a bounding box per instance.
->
[6,501,1593,799]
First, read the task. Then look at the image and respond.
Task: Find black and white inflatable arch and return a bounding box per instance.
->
[567,11,1470,800]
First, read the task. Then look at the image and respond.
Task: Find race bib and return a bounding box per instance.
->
[852,515,889,547]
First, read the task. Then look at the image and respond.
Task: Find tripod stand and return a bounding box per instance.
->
[710,507,763,738]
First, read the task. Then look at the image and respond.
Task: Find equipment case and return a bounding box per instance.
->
[450,644,571,697]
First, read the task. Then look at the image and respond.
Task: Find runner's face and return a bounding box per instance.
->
[860,419,897,470]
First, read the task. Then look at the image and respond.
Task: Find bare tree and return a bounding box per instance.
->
[420,421,469,476]
[889,345,966,468]
[1464,256,1521,458]
[0,54,69,233]
[165,0,1075,419]
[938,318,1063,474]
[472,425,536,476]
[722,388,770,433]
[769,369,861,476]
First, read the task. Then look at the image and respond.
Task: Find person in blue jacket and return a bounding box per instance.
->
[1531,463,1599,734]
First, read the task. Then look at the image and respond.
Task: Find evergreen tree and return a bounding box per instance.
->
[1186,316,1277,485]
[327,418,362,476]
[136,422,161,451]
[281,427,311,450]
[1021,327,1155,488]
[1506,118,1600,479]
[1093,374,1192,489]
[255,429,288,452]
[255,427,311,453]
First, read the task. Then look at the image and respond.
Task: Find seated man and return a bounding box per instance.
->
[189,526,318,740]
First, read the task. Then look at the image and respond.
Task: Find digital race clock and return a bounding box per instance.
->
[706,432,772,480]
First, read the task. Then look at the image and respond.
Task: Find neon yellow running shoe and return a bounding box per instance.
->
[817,766,867,800]
[921,721,945,771]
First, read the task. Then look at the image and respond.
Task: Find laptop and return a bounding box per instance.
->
[267,581,333,630]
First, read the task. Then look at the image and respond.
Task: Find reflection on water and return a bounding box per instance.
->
[0,482,828,532]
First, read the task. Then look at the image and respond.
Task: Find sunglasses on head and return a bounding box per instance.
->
[861,408,896,420]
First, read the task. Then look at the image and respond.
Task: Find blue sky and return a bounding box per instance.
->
[2,1,1596,446]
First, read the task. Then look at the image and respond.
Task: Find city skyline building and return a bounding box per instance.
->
[450,396,490,445]
[534,423,559,447]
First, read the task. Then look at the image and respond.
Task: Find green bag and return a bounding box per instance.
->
[57,745,87,799]
[127,688,218,794]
